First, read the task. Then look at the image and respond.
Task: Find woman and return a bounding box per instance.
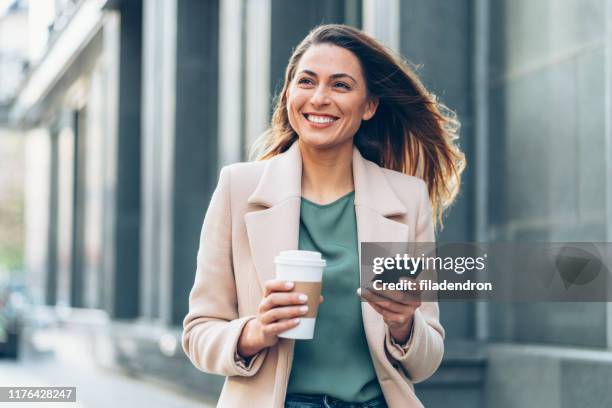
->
[182,24,465,408]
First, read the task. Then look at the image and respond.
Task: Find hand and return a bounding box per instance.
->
[357,284,420,344]
[237,279,324,358]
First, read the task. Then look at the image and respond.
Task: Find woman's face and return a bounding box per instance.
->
[286,43,378,150]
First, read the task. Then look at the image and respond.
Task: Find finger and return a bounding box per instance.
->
[359,288,420,312]
[368,301,413,327]
[259,291,308,313]
[357,287,392,303]
[369,301,396,322]
[361,284,420,305]
[264,279,296,296]
[260,304,309,325]
[261,318,301,337]
[369,300,388,317]
[370,297,414,314]
[373,293,420,314]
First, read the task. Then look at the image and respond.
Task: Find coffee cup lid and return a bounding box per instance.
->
[274,250,327,267]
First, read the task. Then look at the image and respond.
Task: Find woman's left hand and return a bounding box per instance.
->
[357,285,421,344]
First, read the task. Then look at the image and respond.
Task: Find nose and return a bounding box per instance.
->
[309,84,331,107]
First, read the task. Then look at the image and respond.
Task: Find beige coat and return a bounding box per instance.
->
[182,141,444,407]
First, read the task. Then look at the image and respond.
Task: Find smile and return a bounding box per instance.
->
[303,113,339,126]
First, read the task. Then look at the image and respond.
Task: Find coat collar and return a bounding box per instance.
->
[247,140,407,217]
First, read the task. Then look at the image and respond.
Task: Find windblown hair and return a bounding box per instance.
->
[249,24,466,228]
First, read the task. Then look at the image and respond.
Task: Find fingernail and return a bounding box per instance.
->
[356,288,362,296]
[293,318,301,324]
[285,281,294,289]
[299,294,308,302]
[299,305,308,313]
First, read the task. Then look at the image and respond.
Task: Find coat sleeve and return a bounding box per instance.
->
[384,179,445,383]
[182,166,268,377]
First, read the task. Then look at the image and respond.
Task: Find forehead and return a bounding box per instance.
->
[296,43,364,79]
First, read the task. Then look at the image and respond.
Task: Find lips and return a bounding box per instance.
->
[302,112,339,126]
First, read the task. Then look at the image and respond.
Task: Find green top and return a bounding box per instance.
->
[286,191,382,402]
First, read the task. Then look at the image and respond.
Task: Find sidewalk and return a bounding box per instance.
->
[0,328,216,408]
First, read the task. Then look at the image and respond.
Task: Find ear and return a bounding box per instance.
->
[362,96,379,121]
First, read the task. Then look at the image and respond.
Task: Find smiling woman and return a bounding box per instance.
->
[182,24,465,408]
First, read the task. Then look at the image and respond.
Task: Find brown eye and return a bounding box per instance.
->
[297,78,314,85]
[334,82,350,90]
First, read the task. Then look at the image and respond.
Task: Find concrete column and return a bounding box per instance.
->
[398,0,475,340]
[82,64,106,309]
[245,0,271,149]
[55,113,75,308]
[24,129,52,306]
[605,0,612,349]
[218,0,245,166]
[399,0,474,242]
[100,2,142,319]
[170,0,220,325]
[344,0,362,28]
[141,0,176,322]
[113,0,143,319]
[473,0,490,341]
[70,109,86,308]
[46,128,59,306]
[362,0,399,51]
[141,0,220,326]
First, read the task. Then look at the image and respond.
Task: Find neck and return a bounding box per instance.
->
[299,139,354,203]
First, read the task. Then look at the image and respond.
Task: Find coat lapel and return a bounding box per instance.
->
[352,149,411,367]
[244,142,303,291]
[244,200,301,291]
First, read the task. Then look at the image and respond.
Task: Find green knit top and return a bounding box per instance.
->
[286,191,382,402]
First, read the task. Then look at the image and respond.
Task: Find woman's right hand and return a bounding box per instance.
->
[237,279,323,358]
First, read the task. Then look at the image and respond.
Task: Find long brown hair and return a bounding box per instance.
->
[249,24,466,228]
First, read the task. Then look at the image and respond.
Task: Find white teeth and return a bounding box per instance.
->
[306,114,336,124]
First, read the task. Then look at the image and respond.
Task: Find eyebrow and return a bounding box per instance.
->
[299,69,357,84]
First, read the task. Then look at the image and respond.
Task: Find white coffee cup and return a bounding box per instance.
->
[274,250,326,340]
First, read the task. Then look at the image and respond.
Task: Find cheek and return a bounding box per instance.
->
[339,94,365,115]
[287,89,307,109]
[287,91,309,120]
[342,97,367,122]
[286,99,298,121]
[286,95,303,129]
[287,93,299,116]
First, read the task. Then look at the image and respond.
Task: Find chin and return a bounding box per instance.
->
[299,133,335,148]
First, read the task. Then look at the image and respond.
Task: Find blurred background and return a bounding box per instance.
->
[0,0,611,407]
